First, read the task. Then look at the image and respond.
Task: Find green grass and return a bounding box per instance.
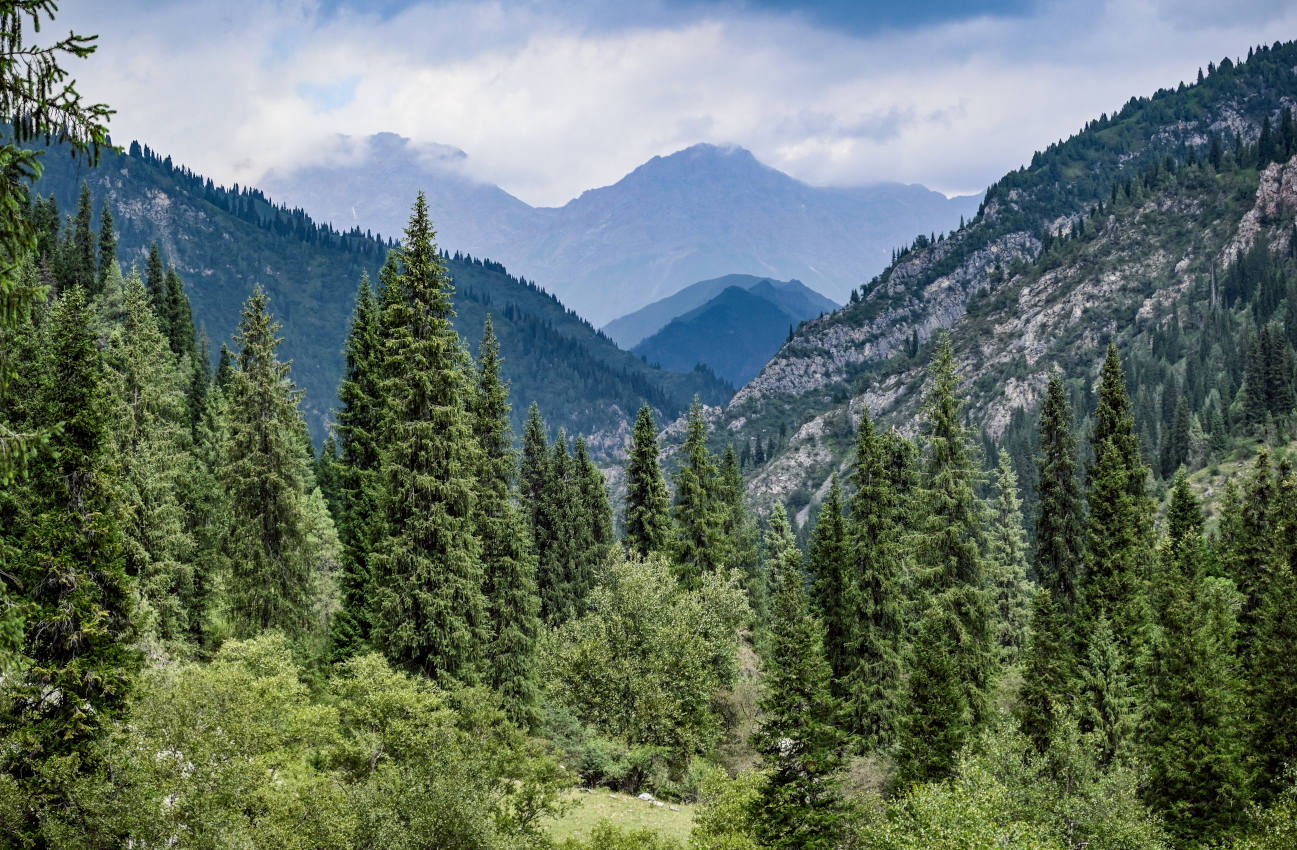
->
[546,790,695,844]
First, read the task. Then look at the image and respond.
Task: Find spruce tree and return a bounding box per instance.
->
[808,478,850,684]
[574,435,614,598]
[1223,449,1277,662]
[101,269,196,642]
[71,181,96,293]
[145,241,166,332]
[1141,472,1246,842]
[841,412,906,749]
[220,286,318,637]
[1078,615,1136,767]
[161,265,196,360]
[1019,372,1087,748]
[1251,459,1297,801]
[471,315,541,728]
[1085,343,1152,660]
[0,287,139,827]
[751,504,847,850]
[329,274,384,660]
[96,201,116,292]
[371,192,486,685]
[898,332,993,782]
[673,398,723,587]
[985,449,1032,663]
[623,404,672,558]
[717,443,764,619]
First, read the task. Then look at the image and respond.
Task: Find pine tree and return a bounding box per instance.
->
[96,201,116,293]
[985,449,1032,663]
[572,435,613,606]
[899,332,993,781]
[623,404,672,558]
[1250,458,1297,801]
[751,504,847,850]
[1223,449,1277,662]
[329,274,385,661]
[808,478,850,684]
[1085,343,1152,660]
[101,269,196,642]
[145,242,166,333]
[471,315,541,727]
[1141,473,1246,842]
[1019,372,1087,748]
[161,265,196,360]
[220,286,319,636]
[716,443,764,620]
[673,398,723,587]
[0,287,139,826]
[71,181,96,293]
[371,192,486,685]
[840,411,905,748]
[1078,615,1136,767]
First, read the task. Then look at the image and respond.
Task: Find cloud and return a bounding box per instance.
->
[58,0,1297,206]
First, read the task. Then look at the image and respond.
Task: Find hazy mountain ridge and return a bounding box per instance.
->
[262,139,980,325]
[31,142,732,452]
[632,279,838,386]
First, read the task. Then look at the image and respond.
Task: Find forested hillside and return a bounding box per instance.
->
[30,144,731,448]
[722,42,1297,525]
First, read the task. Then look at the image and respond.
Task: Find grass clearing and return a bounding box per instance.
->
[546,789,695,844]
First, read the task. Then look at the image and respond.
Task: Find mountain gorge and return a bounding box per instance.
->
[261,137,980,324]
[716,43,1297,522]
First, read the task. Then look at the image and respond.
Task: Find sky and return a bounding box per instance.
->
[56,0,1297,207]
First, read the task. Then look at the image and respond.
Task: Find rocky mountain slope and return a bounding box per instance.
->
[714,42,1297,523]
[32,143,731,451]
[262,139,980,324]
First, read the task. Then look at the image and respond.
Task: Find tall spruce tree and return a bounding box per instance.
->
[144,242,166,332]
[1141,473,1246,842]
[1223,449,1277,663]
[623,404,672,558]
[0,287,139,831]
[471,315,541,728]
[985,449,1032,663]
[751,504,847,850]
[70,181,95,294]
[574,435,614,593]
[1085,344,1152,659]
[371,192,486,685]
[161,265,196,361]
[220,286,318,637]
[897,333,993,783]
[673,398,724,587]
[95,201,115,293]
[808,478,851,685]
[101,269,196,643]
[717,444,764,620]
[1250,458,1297,801]
[841,412,906,749]
[329,274,385,661]
[1019,372,1087,749]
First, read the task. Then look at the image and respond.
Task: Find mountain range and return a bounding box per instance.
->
[629,275,838,386]
[261,136,980,325]
[30,142,731,452]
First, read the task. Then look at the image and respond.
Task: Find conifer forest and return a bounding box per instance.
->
[3,2,1297,848]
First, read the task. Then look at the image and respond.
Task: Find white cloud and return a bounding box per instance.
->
[59,0,1297,206]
